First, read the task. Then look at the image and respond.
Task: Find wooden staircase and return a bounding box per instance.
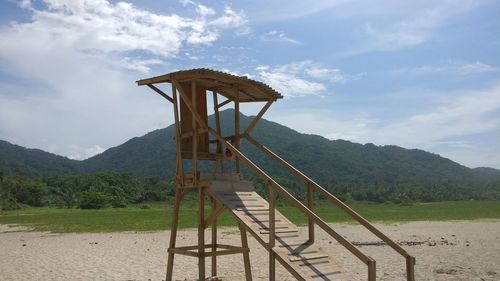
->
[205,175,352,280]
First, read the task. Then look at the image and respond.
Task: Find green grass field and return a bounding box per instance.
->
[0,201,499,233]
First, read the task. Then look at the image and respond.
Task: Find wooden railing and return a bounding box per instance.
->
[208,128,377,281]
[245,134,416,281]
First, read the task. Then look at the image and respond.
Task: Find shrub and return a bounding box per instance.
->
[78,191,110,209]
[110,195,127,208]
[0,192,22,211]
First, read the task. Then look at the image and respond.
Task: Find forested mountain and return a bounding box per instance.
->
[0,140,79,177]
[1,109,500,202]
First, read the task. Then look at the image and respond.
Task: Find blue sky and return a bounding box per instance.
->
[0,0,499,168]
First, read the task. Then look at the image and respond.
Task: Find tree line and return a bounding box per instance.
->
[0,172,173,211]
[1,171,499,211]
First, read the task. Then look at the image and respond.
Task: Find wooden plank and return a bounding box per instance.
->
[172,79,207,131]
[289,253,329,262]
[177,80,208,154]
[260,229,298,234]
[168,247,199,257]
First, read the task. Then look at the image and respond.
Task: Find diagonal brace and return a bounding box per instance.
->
[205,204,225,229]
[147,84,174,103]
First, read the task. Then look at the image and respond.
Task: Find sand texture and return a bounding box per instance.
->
[1,221,499,280]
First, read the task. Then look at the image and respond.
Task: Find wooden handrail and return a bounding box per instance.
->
[245,134,416,281]
[208,128,376,272]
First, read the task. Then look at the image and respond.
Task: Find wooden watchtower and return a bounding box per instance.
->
[137,69,415,281]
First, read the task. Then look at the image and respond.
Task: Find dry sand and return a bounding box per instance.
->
[1,221,499,281]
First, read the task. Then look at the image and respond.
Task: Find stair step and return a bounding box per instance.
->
[289,253,329,262]
[210,181,348,281]
[260,228,299,234]
[310,270,344,280]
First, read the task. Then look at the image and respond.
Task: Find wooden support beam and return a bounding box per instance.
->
[198,185,206,280]
[234,91,241,173]
[165,189,184,281]
[180,128,208,139]
[218,98,232,108]
[147,84,174,103]
[168,247,199,258]
[213,91,223,173]
[243,101,273,136]
[172,84,183,186]
[368,260,376,281]
[210,197,218,277]
[205,204,225,229]
[406,256,416,281]
[239,224,253,281]
[307,182,314,243]
[269,181,276,281]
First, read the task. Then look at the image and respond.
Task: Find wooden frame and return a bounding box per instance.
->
[138,68,415,281]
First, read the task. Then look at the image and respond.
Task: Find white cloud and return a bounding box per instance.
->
[261,30,301,44]
[255,61,349,98]
[118,58,164,74]
[347,1,481,54]
[394,61,500,76]
[8,0,247,57]
[0,0,247,159]
[210,7,247,28]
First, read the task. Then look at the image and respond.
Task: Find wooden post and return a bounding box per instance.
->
[172,85,183,185]
[368,259,376,281]
[165,190,184,281]
[406,256,416,281]
[239,224,253,281]
[198,186,206,280]
[211,197,218,277]
[268,181,276,281]
[234,91,241,173]
[213,91,224,173]
[307,182,314,243]
[191,80,198,185]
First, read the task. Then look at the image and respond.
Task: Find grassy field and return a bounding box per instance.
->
[0,200,499,233]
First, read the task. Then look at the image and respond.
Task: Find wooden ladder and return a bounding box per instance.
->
[207,177,352,280]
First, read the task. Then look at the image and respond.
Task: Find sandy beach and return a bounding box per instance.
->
[1,221,499,281]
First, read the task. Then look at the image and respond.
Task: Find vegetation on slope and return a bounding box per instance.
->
[1,109,500,206]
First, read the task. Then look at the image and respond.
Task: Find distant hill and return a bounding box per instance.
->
[2,110,500,197]
[0,140,79,177]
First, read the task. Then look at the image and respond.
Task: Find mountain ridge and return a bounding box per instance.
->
[1,110,500,192]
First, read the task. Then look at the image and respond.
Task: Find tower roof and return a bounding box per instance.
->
[136,68,283,102]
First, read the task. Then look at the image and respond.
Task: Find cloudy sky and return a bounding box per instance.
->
[0,0,499,168]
